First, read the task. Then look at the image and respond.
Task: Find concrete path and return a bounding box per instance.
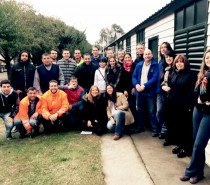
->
[101,131,210,185]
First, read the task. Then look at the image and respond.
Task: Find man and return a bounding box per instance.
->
[133,44,145,69]
[10,51,35,100]
[59,77,84,130]
[58,49,77,85]
[50,49,58,64]
[0,80,19,140]
[14,87,42,138]
[41,80,69,133]
[132,49,159,137]
[33,53,64,95]
[75,54,97,93]
[106,49,114,60]
[91,46,103,68]
[117,49,125,66]
[73,49,84,66]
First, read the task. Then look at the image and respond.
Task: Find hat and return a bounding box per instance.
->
[99,57,108,63]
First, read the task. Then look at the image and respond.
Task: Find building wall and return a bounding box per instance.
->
[131,34,137,61]
[145,13,175,55]
[205,0,210,167]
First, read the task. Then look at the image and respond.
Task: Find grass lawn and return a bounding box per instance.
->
[0,121,105,185]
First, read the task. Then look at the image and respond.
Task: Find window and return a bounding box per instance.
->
[136,29,145,44]
[126,37,131,53]
[174,0,208,71]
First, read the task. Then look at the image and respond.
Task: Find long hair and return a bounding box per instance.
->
[195,49,210,90]
[106,84,117,103]
[87,85,101,103]
[159,42,173,60]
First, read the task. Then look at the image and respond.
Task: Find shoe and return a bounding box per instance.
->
[6,136,12,140]
[158,133,166,139]
[135,128,145,133]
[180,175,190,181]
[177,149,187,158]
[172,146,181,154]
[189,176,204,184]
[11,126,18,133]
[163,140,170,146]
[113,135,120,140]
[152,132,159,137]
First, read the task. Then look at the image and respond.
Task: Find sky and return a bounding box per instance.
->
[15,0,172,44]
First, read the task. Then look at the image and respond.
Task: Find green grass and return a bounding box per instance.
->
[0,122,105,185]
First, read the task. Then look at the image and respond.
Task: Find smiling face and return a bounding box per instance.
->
[1,83,11,95]
[49,82,58,94]
[107,85,114,95]
[118,51,125,61]
[109,58,116,68]
[27,90,37,102]
[205,52,210,69]
[165,55,174,66]
[143,49,153,62]
[91,86,99,98]
[42,55,51,66]
[137,45,145,55]
[84,55,91,65]
[124,54,132,64]
[50,50,57,60]
[92,47,99,58]
[62,50,70,61]
[175,59,185,70]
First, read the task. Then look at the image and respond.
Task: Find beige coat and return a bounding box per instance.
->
[107,92,134,125]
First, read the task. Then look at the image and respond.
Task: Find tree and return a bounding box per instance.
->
[95,24,124,50]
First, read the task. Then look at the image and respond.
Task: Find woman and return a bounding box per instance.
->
[106,84,134,140]
[94,57,108,96]
[82,85,107,135]
[121,53,136,126]
[106,57,122,92]
[156,42,173,139]
[166,55,197,158]
[180,50,210,184]
[160,50,176,146]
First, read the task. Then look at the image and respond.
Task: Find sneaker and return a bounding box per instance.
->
[172,146,181,154]
[189,176,204,184]
[6,136,12,140]
[152,132,159,137]
[180,175,190,181]
[177,149,187,158]
[11,126,18,133]
[113,135,120,140]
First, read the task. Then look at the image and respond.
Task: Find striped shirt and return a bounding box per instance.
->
[58,58,76,85]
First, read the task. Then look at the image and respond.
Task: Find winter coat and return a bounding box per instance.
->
[42,89,69,120]
[132,59,159,97]
[107,92,134,125]
[75,63,97,89]
[167,69,197,111]
[10,60,35,93]
[0,89,19,118]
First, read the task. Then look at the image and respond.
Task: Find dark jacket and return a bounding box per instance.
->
[132,59,159,97]
[167,69,197,110]
[83,94,107,123]
[121,68,134,96]
[132,54,144,70]
[75,63,97,89]
[106,64,122,91]
[10,60,35,93]
[0,89,19,118]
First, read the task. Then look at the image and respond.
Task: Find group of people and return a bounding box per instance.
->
[0,43,209,184]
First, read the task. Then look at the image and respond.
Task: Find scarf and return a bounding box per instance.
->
[161,66,171,87]
[124,60,133,72]
[200,70,210,93]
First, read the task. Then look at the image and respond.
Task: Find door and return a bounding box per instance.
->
[149,36,158,62]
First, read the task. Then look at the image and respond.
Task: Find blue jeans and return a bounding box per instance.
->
[107,110,125,136]
[136,94,159,132]
[185,107,210,177]
[156,93,167,134]
[0,112,14,138]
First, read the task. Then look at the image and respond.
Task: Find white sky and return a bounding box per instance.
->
[15,0,172,44]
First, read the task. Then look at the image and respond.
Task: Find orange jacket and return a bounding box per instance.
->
[42,89,69,120]
[15,95,42,131]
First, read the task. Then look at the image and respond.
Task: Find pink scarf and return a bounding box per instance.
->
[124,60,133,72]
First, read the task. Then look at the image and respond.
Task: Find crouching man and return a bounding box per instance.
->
[14,87,42,138]
[0,80,19,140]
[41,80,69,133]
[59,77,84,130]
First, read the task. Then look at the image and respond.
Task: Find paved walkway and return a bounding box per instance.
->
[101,131,210,185]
